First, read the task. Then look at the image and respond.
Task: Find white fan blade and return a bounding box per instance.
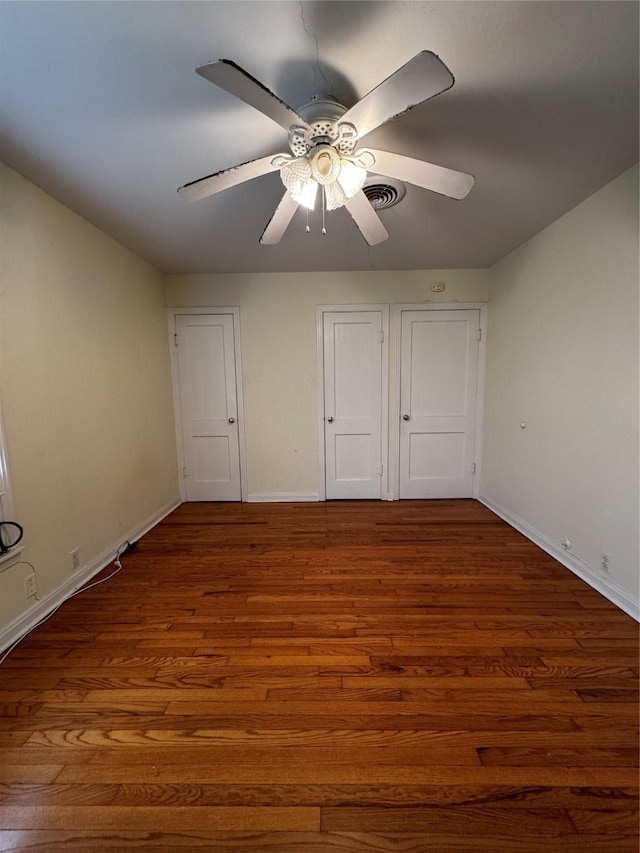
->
[178,155,282,202]
[260,192,299,245]
[196,60,309,132]
[367,149,475,199]
[345,191,389,246]
[342,52,454,141]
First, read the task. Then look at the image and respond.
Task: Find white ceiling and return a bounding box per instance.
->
[0,1,637,274]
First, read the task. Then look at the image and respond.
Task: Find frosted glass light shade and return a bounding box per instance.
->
[337,160,367,198]
[309,146,341,185]
[324,180,348,211]
[291,179,318,210]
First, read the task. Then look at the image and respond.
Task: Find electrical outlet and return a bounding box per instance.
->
[25,574,37,598]
[601,552,610,573]
[70,548,80,571]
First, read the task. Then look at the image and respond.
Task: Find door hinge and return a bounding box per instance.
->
[476,328,482,342]
[378,330,384,343]
[182,466,189,478]
[174,333,180,347]
[376,463,383,476]
[472,462,477,475]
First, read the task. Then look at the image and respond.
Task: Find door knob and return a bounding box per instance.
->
[228,417,236,424]
[327,416,334,423]
[402,414,410,421]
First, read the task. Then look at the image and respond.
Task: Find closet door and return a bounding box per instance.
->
[399,309,480,498]
[176,313,242,501]
[323,310,385,499]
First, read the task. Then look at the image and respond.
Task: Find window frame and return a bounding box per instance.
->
[0,408,22,569]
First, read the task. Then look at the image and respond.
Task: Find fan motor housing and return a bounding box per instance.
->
[298,94,347,124]
[290,95,357,157]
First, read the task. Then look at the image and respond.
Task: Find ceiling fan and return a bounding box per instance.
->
[178,51,474,246]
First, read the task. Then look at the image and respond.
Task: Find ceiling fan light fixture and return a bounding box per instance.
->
[276,147,370,213]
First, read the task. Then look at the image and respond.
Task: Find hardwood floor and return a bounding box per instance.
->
[0,499,638,852]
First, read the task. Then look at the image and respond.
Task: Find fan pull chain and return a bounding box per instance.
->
[322,187,327,235]
[306,208,310,234]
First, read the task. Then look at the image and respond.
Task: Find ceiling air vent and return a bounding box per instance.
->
[363,177,406,210]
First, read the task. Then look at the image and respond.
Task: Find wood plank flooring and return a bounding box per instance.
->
[0,499,638,852]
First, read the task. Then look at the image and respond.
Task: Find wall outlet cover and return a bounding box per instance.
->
[25,574,37,598]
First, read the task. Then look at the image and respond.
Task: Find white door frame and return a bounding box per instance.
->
[317,305,390,501]
[168,307,248,502]
[391,303,487,501]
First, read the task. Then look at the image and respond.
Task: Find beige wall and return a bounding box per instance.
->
[166,270,489,498]
[0,164,179,631]
[481,164,639,608]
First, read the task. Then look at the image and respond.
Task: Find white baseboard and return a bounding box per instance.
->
[247,492,320,503]
[479,494,639,621]
[0,496,182,654]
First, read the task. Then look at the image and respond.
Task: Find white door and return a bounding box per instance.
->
[399,309,480,498]
[323,311,385,499]
[176,313,242,501]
